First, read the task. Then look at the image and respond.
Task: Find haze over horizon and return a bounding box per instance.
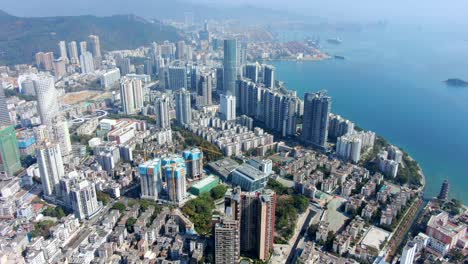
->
[2,0,468,30]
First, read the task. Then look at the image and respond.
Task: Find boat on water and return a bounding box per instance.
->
[327,37,342,44]
[334,55,345,60]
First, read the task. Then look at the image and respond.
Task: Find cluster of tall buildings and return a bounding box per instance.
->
[35,35,101,77]
[139,149,203,205]
[36,141,101,219]
[215,187,276,263]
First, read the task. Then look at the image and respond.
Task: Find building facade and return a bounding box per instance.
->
[301,91,331,151]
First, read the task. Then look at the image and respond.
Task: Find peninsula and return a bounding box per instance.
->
[444,78,468,87]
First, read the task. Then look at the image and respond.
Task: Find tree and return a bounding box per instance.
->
[267,179,292,195]
[42,206,67,219]
[139,200,151,212]
[96,191,110,205]
[210,185,228,200]
[30,220,55,238]
[112,202,126,213]
[447,248,464,262]
[182,193,215,235]
[126,217,137,233]
[293,194,309,214]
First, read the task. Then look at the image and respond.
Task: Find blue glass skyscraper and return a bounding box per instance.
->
[223,39,238,96]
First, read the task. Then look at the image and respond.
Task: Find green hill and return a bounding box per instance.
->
[0,11,183,65]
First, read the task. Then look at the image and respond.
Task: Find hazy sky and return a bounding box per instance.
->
[2,0,468,28]
[191,0,468,25]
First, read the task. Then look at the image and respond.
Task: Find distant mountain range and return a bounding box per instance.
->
[0,0,313,24]
[0,10,183,65]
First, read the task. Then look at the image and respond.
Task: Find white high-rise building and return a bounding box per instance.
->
[58,41,69,63]
[336,134,362,163]
[36,142,65,197]
[79,41,87,56]
[100,68,121,89]
[220,94,236,121]
[52,117,72,156]
[79,51,95,74]
[33,74,59,126]
[155,95,170,129]
[175,88,191,125]
[67,41,79,64]
[120,77,144,115]
[70,180,101,220]
[88,35,102,58]
[400,241,417,264]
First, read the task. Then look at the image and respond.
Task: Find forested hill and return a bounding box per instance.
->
[0,10,183,65]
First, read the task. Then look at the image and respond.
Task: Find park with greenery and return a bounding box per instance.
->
[267,179,310,243]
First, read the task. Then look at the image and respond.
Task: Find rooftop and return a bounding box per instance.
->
[234,163,268,181]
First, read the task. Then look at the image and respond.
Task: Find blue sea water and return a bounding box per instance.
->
[272,24,468,203]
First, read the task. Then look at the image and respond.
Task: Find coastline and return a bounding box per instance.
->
[266,54,332,62]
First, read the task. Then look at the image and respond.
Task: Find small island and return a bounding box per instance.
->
[444,78,468,87]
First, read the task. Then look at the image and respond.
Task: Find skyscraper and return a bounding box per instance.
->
[328,114,355,140]
[240,190,276,261]
[70,179,101,219]
[154,95,170,129]
[79,41,87,56]
[79,51,95,74]
[263,65,275,88]
[51,117,72,157]
[182,148,203,180]
[215,218,240,264]
[216,67,224,93]
[257,190,276,260]
[88,35,102,58]
[175,88,192,125]
[220,94,236,121]
[53,58,67,78]
[190,66,199,92]
[139,158,163,201]
[0,86,11,126]
[223,39,238,95]
[238,78,263,118]
[301,91,331,151]
[0,126,21,176]
[116,56,131,76]
[336,134,362,163]
[176,41,186,60]
[67,41,79,64]
[162,154,187,203]
[35,52,55,71]
[58,41,68,63]
[33,74,60,126]
[198,72,212,106]
[120,77,144,115]
[256,89,299,137]
[160,66,187,91]
[36,142,65,197]
[244,63,259,83]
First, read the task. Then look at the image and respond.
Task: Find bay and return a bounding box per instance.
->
[272,24,468,203]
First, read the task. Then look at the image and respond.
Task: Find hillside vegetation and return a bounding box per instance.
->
[0,10,183,65]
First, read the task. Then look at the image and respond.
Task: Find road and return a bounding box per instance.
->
[283,204,323,264]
